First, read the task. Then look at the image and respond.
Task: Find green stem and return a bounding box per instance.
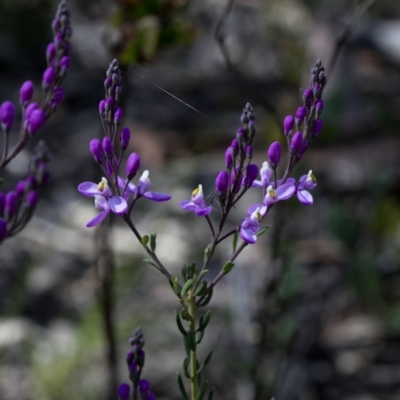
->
[188,294,198,400]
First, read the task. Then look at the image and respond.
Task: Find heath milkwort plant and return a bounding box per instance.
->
[78,59,327,400]
[0,0,71,243]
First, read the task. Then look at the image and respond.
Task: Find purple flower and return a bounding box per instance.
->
[243,164,259,187]
[180,184,212,216]
[252,161,272,189]
[240,207,263,244]
[78,177,128,227]
[296,170,317,205]
[118,383,130,400]
[118,171,171,202]
[263,183,295,206]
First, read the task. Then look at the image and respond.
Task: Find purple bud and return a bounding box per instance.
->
[118,383,130,400]
[0,219,7,242]
[231,166,242,193]
[314,84,322,99]
[28,109,46,135]
[99,100,106,116]
[114,107,123,126]
[102,137,114,158]
[5,191,17,219]
[59,56,70,76]
[46,43,56,65]
[27,191,38,208]
[0,192,5,215]
[104,78,112,89]
[15,180,26,198]
[147,393,155,400]
[20,81,34,107]
[126,351,134,365]
[303,88,313,107]
[268,141,281,167]
[245,145,253,159]
[105,97,114,111]
[315,99,323,116]
[120,127,131,150]
[236,127,245,142]
[290,131,303,152]
[25,102,39,120]
[52,87,64,107]
[42,67,56,88]
[41,171,51,186]
[300,139,308,155]
[283,115,294,136]
[295,106,307,121]
[244,164,259,186]
[139,379,150,394]
[231,139,239,153]
[26,175,37,190]
[90,139,103,163]
[129,361,137,373]
[126,153,141,179]
[225,147,233,169]
[311,119,323,137]
[137,349,145,367]
[0,101,15,133]
[215,171,229,194]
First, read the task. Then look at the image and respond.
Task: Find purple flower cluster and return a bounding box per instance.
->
[0,141,51,242]
[78,59,170,227]
[118,328,156,400]
[0,1,71,169]
[179,60,327,245]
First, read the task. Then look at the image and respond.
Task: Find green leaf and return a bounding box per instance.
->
[183,335,190,357]
[181,266,187,281]
[150,232,157,252]
[176,312,188,336]
[222,261,234,275]
[183,357,191,379]
[199,270,209,279]
[195,281,207,297]
[232,231,238,252]
[198,310,211,331]
[207,386,214,400]
[196,330,204,344]
[204,244,212,262]
[198,350,214,374]
[143,258,160,271]
[180,308,188,320]
[141,235,149,246]
[181,279,193,297]
[256,226,270,237]
[197,381,208,400]
[177,373,189,400]
[198,288,213,307]
[187,262,197,278]
[172,276,180,294]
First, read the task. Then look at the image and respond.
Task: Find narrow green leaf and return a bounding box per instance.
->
[199,270,209,279]
[150,232,157,252]
[222,261,234,275]
[232,231,238,252]
[183,357,191,379]
[143,258,160,271]
[183,335,190,357]
[141,235,149,246]
[256,226,270,237]
[181,266,187,281]
[177,373,189,400]
[207,386,214,400]
[180,308,188,320]
[181,279,193,297]
[204,244,211,262]
[187,262,196,278]
[196,330,204,344]
[172,276,180,294]
[195,281,207,296]
[198,350,214,374]
[198,310,211,331]
[197,381,208,400]
[176,312,188,336]
[198,288,213,307]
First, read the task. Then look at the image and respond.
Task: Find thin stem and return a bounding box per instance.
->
[1,130,9,166]
[188,294,198,400]
[205,215,215,237]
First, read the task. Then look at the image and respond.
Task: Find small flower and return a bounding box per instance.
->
[252,161,272,189]
[118,171,171,202]
[180,184,212,216]
[240,207,263,244]
[78,177,128,227]
[264,183,295,206]
[296,170,317,205]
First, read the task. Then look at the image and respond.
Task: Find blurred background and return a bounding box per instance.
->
[1,0,400,399]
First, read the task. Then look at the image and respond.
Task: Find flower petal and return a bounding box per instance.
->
[78,182,99,197]
[276,183,295,200]
[118,176,137,194]
[247,203,264,215]
[86,210,109,227]
[297,190,313,205]
[143,191,171,202]
[194,205,212,216]
[240,226,257,244]
[180,200,196,211]
[251,180,263,188]
[109,196,128,214]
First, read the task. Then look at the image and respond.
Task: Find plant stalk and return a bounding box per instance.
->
[188,294,198,400]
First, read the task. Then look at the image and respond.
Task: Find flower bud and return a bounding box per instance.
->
[0,219,7,242]
[236,127,245,143]
[25,102,39,120]
[231,166,242,193]
[20,81,34,107]
[5,191,17,219]
[105,97,114,112]
[231,139,239,154]
[244,164,259,186]
[245,145,253,159]
[268,141,281,167]
[311,118,323,137]
[295,106,306,122]
[0,101,15,133]
[125,351,134,365]
[225,147,233,169]
[46,43,56,65]
[90,139,103,163]
[139,379,150,395]
[51,87,64,108]
[215,171,228,194]
[102,137,114,158]
[99,100,106,116]
[315,99,323,116]
[147,392,155,400]
[126,153,141,179]
[28,109,46,135]
[114,107,123,126]
[120,127,131,150]
[313,84,322,99]
[27,191,38,208]
[15,180,26,198]
[42,67,56,89]
[303,88,313,107]
[283,115,294,136]
[104,78,112,90]
[290,131,303,153]
[118,383,130,400]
